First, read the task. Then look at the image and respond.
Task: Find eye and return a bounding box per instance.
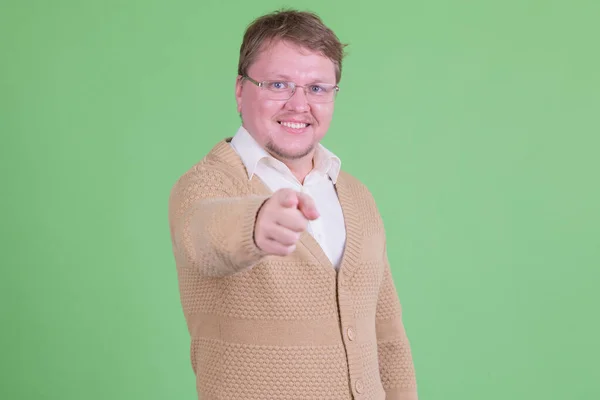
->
[267,81,289,90]
[309,85,327,94]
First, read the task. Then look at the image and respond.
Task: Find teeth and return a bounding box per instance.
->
[281,121,308,129]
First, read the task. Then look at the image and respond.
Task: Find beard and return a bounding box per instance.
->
[265,140,315,161]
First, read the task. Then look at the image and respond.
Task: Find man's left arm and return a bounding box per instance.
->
[376,243,419,400]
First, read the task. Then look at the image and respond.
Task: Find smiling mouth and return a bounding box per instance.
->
[278,121,311,129]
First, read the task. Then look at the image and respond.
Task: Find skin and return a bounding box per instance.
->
[235,39,338,256]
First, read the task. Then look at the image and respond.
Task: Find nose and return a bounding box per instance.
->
[285,86,310,112]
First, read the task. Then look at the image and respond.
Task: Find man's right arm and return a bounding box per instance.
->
[168,166,270,277]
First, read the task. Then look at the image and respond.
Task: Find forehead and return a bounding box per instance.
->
[249,40,336,83]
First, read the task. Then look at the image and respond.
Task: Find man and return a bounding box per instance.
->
[168,9,418,400]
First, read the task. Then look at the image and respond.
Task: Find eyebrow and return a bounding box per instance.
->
[269,73,292,80]
[267,73,333,84]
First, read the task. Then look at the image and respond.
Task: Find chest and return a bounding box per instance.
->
[257,166,347,267]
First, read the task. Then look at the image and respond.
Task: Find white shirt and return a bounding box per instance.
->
[230,126,347,269]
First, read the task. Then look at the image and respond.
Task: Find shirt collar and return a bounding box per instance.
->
[230,125,342,184]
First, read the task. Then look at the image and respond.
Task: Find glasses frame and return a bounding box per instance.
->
[242,75,340,103]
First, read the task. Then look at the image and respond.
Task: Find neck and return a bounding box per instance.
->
[286,158,314,184]
[266,150,314,184]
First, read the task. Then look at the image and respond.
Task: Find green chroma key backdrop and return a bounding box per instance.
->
[1,0,598,399]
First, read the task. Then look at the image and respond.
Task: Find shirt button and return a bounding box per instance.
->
[355,379,364,394]
[347,327,355,341]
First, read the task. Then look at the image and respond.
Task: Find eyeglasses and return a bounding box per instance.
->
[242,75,339,103]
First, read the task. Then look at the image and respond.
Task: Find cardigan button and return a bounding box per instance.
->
[347,327,355,341]
[355,379,364,394]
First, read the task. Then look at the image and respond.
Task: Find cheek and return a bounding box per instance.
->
[313,104,334,126]
[260,100,286,118]
[243,95,283,122]
[241,91,259,114]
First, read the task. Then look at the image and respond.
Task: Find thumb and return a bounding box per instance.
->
[278,189,299,208]
[297,192,320,220]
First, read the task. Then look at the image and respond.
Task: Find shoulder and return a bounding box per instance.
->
[337,168,387,230]
[337,169,377,202]
[169,139,249,204]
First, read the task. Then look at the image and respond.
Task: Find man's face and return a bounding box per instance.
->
[235,40,337,163]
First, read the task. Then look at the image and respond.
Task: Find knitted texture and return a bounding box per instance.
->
[168,138,418,400]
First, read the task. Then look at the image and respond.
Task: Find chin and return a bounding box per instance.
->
[266,141,315,161]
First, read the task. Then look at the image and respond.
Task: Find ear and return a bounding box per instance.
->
[235,75,244,114]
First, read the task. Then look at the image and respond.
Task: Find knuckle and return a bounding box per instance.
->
[279,188,292,197]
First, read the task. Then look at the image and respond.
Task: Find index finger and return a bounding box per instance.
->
[297,192,320,220]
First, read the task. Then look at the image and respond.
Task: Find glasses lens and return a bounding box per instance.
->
[263,81,338,102]
[263,81,291,99]
[307,85,337,103]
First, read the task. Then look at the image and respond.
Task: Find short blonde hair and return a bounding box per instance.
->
[238,9,348,83]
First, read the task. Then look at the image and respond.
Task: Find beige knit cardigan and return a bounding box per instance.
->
[168,138,418,400]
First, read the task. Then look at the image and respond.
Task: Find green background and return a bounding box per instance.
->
[1,0,598,399]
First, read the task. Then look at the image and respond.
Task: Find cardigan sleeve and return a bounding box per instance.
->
[168,166,270,277]
[375,243,419,400]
